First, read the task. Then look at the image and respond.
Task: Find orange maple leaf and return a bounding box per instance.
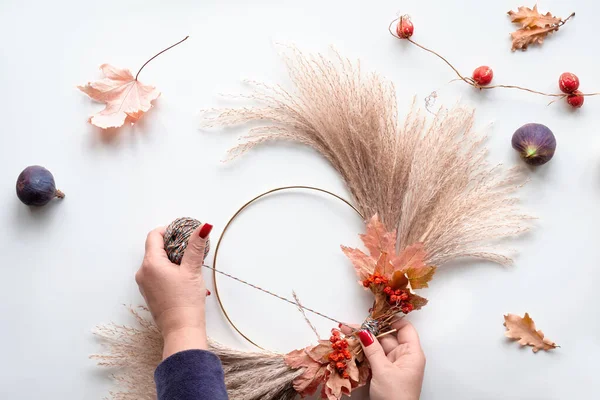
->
[78,36,188,129]
[504,313,558,352]
[78,65,160,129]
[342,215,436,289]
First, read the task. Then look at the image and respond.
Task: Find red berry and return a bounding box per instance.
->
[567,90,584,108]
[559,72,579,94]
[396,16,414,39]
[342,371,349,379]
[336,362,345,370]
[472,66,493,86]
[390,295,398,303]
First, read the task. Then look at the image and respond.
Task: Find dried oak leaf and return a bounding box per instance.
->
[78,64,160,129]
[508,5,561,28]
[284,347,328,396]
[323,365,352,400]
[507,5,574,51]
[504,313,558,353]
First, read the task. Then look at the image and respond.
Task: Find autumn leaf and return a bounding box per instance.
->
[284,347,328,396]
[306,340,334,363]
[507,6,575,51]
[323,365,352,400]
[340,246,375,281]
[360,214,396,259]
[508,5,561,28]
[392,243,436,289]
[78,36,188,129]
[504,313,558,353]
[406,265,436,289]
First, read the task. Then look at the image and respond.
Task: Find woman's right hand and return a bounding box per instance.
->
[357,319,426,400]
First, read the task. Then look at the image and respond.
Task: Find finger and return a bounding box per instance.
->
[181,223,213,271]
[340,323,359,336]
[145,226,168,257]
[379,334,400,355]
[391,318,422,348]
[358,330,390,374]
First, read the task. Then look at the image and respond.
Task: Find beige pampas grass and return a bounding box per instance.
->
[205,46,531,267]
[96,48,531,400]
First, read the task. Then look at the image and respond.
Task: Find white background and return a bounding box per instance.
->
[0,0,598,399]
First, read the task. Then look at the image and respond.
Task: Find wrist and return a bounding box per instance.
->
[162,326,208,360]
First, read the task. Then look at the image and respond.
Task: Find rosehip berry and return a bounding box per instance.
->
[472,66,493,86]
[336,362,345,370]
[342,371,349,379]
[397,16,414,39]
[567,90,584,108]
[558,72,579,94]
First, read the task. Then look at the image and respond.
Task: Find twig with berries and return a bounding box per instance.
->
[390,15,598,108]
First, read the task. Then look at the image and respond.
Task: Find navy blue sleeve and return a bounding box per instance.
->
[155,349,229,400]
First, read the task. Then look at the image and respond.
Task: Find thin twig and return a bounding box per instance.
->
[135,36,189,80]
[292,291,321,341]
[389,16,600,101]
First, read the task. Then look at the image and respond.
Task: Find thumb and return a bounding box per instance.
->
[180,223,213,271]
[358,330,389,374]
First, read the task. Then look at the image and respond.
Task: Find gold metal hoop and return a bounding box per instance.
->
[212,185,364,350]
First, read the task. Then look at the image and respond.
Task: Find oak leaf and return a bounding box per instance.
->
[504,313,558,353]
[508,5,561,28]
[323,365,352,400]
[78,64,160,129]
[507,6,574,51]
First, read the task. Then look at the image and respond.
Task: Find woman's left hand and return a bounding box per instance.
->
[135,223,213,359]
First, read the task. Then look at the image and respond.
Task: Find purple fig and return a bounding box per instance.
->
[512,123,556,166]
[16,166,65,206]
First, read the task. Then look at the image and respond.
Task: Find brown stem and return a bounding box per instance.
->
[389,18,599,103]
[135,36,189,80]
[55,189,65,199]
[559,12,576,27]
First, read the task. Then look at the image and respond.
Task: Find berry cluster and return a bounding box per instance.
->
[395,18,588,109]
[559,72,584,108]
[362,272,389,288]
[362,273,415,314]
[383,286,414,314]
[327,329,352,379]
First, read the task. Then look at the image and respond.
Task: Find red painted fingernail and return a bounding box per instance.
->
[358,330,374,347]
[199,223,213,239]
[206,289,211,296]
[338,323,342,328]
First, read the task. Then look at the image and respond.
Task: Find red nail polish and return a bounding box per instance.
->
[206,289,211,296]
[199,223,213,239]
[338,323,342,328]
[358,330,374,347]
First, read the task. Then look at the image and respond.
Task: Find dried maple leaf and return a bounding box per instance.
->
[507,6,575,51]
[360,214,396,259]
[284,347,328,396]
[392,242,436,289]
[78,36,188,129]
[340,245,376,281]
[504,313,558,352]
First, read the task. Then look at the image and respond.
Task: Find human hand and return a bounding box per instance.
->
[357,319,425,400]
[135,223,213,359]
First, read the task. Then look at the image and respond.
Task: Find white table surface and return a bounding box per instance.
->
[1,0,598,399]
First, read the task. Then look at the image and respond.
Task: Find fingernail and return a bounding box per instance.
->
[199,223,213,239]
[206,289,211,296]
[338,323,342,328]
[358,330,374,347]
